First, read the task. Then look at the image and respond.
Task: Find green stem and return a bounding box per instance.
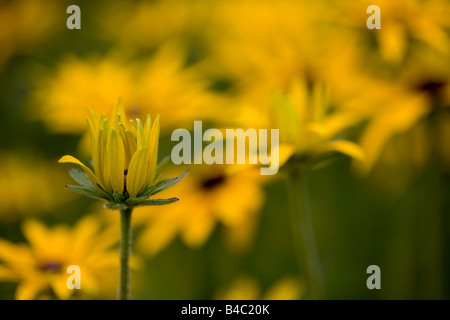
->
[287,170,324,299]
[119,207,133,300]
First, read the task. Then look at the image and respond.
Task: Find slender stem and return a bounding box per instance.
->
[287,170,324,299]
[119,207,133,300]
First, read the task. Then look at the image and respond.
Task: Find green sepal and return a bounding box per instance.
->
[69,168,95,189]
[96,183,114,201]
[131,197,180,207]
[104,202,128,210]
[65,185,110,201]
[124,195,150,207]
[138,170,188,198]
[156,156,171,173]
[113,191,125,203]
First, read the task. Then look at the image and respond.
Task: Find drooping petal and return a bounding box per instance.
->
[126,148,149,198]
[105,129,125,193]
[58,155,105,191]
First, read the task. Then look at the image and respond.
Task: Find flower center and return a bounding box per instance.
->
[415,80,447,107]
[202,175,226,191]
[41,261,63,272]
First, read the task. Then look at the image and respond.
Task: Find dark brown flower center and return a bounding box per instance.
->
[416,80,446,97]
[202,175,226,191]
[41,261,62,272]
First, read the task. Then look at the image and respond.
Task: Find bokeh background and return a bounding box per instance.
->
[1,0,450,299]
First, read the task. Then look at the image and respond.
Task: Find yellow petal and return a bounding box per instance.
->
[377,21,406,64]
[15,280,47,300]
[96,129,106,185]
[111,97,127,124]
[102,117,110,137]
[147,115,160,185]
[105,129,125,193]
[58,155,105,191]
[311,83,328,123]
[89,109,101,132]
[136,118,146,150]
[263,276,302,300]
[144,114,152,142]
[321,140,365,161]
[0,266,20,281]
[87,118,101,178]
[49,274,72,300]
[124,129,137,169]
[126,148,149,198]
[102,130,112,193]
[279,143,296,168]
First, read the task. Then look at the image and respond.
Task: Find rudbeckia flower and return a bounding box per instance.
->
[135,163,267,256]
[0,215,125,300]
[58,99,185,300]
[58,98,186,210]
[234,78,364,171]
[216,276,302,300]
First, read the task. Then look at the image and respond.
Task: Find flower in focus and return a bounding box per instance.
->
[135,164,266,255]
[0,215,121,299]
[58,98,185,210]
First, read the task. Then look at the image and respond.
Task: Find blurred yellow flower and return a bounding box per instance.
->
[234,78,364,170]
[99,0,214,49]
[0,0,64,68]
[30,42,229,135]
[336,0,450,65]
[195,0,364,168]
[328,40,450,180]
[216,276,302,300]
[0,153,73,221]
[0,215,120,300]
[135,164,266,255]
[201,0,341,100]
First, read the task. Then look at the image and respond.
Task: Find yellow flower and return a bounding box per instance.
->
[58,98,182,209]
[0,0,64,68]
[234,78,364,170]
[194,0,365,169]
[336,0,450,65]
[216,276,302,300]
[30,42,229,135]
[99,0,214,50]
[135,163,267,255]
[0,215,121,300]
